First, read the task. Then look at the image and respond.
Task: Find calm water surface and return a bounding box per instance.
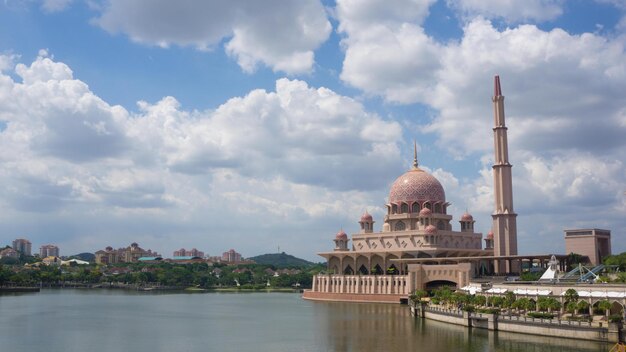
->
[0,289,610,352]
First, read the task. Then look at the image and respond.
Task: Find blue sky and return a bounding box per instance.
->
[1,0,625,261]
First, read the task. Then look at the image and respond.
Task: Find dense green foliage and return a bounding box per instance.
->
[0,261,325,289]
[519,270,544,281]
[247,252,315,268]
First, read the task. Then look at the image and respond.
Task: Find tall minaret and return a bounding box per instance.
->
[491,75,518,273]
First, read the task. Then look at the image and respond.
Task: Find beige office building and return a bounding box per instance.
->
[564,229,611,266]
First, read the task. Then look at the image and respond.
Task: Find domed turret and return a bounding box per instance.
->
[485,230,494,249]
[360,211,373,222]
[419,208,432,217]
[334,229,349,251]
[358,211,374,234]
[460,212,473,222]
[460,211,475,232]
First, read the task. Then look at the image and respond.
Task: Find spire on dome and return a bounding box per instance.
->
[494,75,502,97]
[412,140,419,169]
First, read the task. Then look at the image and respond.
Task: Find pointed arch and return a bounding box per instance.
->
[358,264,369,275]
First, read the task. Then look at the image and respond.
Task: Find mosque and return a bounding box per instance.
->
[303,76,527,303]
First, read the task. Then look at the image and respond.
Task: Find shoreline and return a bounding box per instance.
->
[2,284,305,293]
[411,301,624,343]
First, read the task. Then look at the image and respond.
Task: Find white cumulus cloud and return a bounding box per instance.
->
[92,0,331,74]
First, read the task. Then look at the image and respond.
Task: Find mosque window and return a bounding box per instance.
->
[437,220,445,230]
[412,202,420,213]
[424,202,431,210]
[434,203,441,213]
[461,222,466,230]
[401,203,408,213]
[394,221,406,231]
[391,204,397,214]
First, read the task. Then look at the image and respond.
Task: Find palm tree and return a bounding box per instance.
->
[567,301,578,317]
[474,295,487,307]
[577,300,590,316]
[548,298,561,313]
[564,288,579,305]
[597,300,612,318]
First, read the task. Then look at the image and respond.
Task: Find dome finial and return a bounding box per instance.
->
[412,140,418,169]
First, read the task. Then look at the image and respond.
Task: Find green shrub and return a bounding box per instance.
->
[609,314,624,323]
[477,308,500,314]
[462,304,475,313]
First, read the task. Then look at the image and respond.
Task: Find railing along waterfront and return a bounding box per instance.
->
[498,314,594,327]
[424,305,463,317]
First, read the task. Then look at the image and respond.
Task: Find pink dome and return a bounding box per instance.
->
[389,168,445,205]
[460,213,474,221]
[360,211,373,222]
[424,225,438,234]
[419,208,432,216]
[335,230,348,240]
[486,231,494,239]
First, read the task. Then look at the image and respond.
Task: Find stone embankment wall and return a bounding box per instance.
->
[302,290,404,303]
[411,303,623,343]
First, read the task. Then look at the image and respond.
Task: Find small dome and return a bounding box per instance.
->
[335,230,348,240]
[460,213,474,222]
[424,225,438,234]
[486,231,494,239]
[360,211,373,222]
[419,208,432,216]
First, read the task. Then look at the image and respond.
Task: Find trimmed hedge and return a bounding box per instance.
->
[477,308,500,314]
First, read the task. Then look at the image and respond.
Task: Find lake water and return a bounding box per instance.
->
[0,289,610,352]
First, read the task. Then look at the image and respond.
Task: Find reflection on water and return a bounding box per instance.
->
[0,290,610,352]
[314,301,608,352]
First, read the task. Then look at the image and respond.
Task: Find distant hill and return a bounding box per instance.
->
[248,252,315,268]
[69,252,95,262]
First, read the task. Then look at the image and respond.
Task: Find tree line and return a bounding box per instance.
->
[0,261,325,289]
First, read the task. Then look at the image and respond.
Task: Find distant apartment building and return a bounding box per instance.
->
[173,248,205,258]
[40,244,60,258]
[95,243,160,264]
[564,228,612,266]
[12,239,32,256]
[222,249,242,263]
